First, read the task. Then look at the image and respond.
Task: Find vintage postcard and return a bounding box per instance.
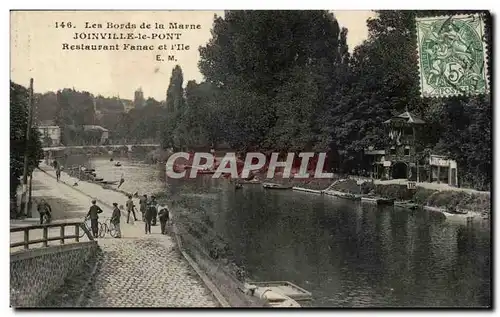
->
[10,10,491,308]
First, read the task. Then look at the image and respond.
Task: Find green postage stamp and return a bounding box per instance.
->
[415,14,489,98]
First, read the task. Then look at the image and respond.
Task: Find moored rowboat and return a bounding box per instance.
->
[262,183,292,190]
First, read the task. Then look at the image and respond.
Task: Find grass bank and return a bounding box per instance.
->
[329,179,491,213]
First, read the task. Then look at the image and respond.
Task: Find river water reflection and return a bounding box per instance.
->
[75,156,490,307]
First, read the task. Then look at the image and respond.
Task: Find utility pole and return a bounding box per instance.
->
[20,78,34,218]
[28,171,33,212]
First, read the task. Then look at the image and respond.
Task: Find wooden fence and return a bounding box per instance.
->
[10,222,94,250]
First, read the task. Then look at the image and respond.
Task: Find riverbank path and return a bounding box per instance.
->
[10,167,217,307]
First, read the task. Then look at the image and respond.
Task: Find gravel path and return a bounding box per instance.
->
[84,237,216,307]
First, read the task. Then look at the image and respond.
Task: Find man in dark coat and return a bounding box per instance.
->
[150,196,158,226]
[144,196,156,234]
[158,204,170,235]
[56,165,61,182]
[37,199,52,224]
[111,202,122,238]
[86,199,103,238]
[139,194,148,221]
[126,195,138,223]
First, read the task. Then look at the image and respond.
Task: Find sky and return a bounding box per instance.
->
[11,10,375,101]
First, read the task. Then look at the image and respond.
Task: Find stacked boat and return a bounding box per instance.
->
[65,165,118,185]
[242,281,312,307]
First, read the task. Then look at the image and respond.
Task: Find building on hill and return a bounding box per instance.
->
[134,88,145,109]
[363,111,458,186]
[37,122,61,147]
[83,125,109,145]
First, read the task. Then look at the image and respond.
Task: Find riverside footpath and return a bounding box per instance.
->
[11,166,217,307]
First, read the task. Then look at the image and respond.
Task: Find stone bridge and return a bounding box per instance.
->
[42,144,161,161]
[42,144,160,152]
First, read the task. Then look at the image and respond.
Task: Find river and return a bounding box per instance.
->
[65,155,491,307]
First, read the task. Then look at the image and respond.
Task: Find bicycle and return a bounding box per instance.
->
[98,218,119,238]
[40,213,52,225]
[79,217,93,238]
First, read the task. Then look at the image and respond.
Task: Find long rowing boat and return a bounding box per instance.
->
[262,183,292,190]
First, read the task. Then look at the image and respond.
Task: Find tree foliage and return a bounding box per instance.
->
[197,10,351,154]
[159,10,491,190]
[10,81,44,201]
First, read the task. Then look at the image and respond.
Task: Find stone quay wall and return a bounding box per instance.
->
[10,241,98,307]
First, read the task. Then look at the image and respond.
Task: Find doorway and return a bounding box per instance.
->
[392,162,408,179]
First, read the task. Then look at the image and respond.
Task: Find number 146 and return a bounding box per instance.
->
[55,22,73,28]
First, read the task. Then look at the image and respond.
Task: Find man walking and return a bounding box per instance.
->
[56,165,61,182]
[158,204,170,235]
[126,195,138,223]
[139,194,148,222]
[37,199,52,224]
[111,202,122,238]
[144,200,154,234]
[86,200,103,238]
[149,195,158,226]
[118,174,125,189]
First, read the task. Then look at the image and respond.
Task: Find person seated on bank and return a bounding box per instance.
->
[85,200,103,238]
[37,199,52,224]
[111,202,122,238]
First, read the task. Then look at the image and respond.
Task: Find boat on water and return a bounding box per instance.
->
[188,165,216,174]
[239,178,262,184]
[262,182,292,190]
[114,162,122,167]
[235,183,243,190]
[361,196,395,206]
[446,206,468,215]
[100,180,119,185]
[198,169,216,174]
[243,281,312,308]
[335,192,361,201]
[394,201,420,210]
[376,198,395,206]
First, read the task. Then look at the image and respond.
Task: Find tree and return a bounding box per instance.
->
[35,92,58,123]
[165,65,185,114]
[10,81,43,216]
[162,65,187,150]
[199,10,351,153]
[54,88,97,145]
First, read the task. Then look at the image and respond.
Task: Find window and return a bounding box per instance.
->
[390,147,396,155]
[404,148,410,156]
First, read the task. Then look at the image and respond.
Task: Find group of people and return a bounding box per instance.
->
[136,194,170,235]
[85,194,171,239]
